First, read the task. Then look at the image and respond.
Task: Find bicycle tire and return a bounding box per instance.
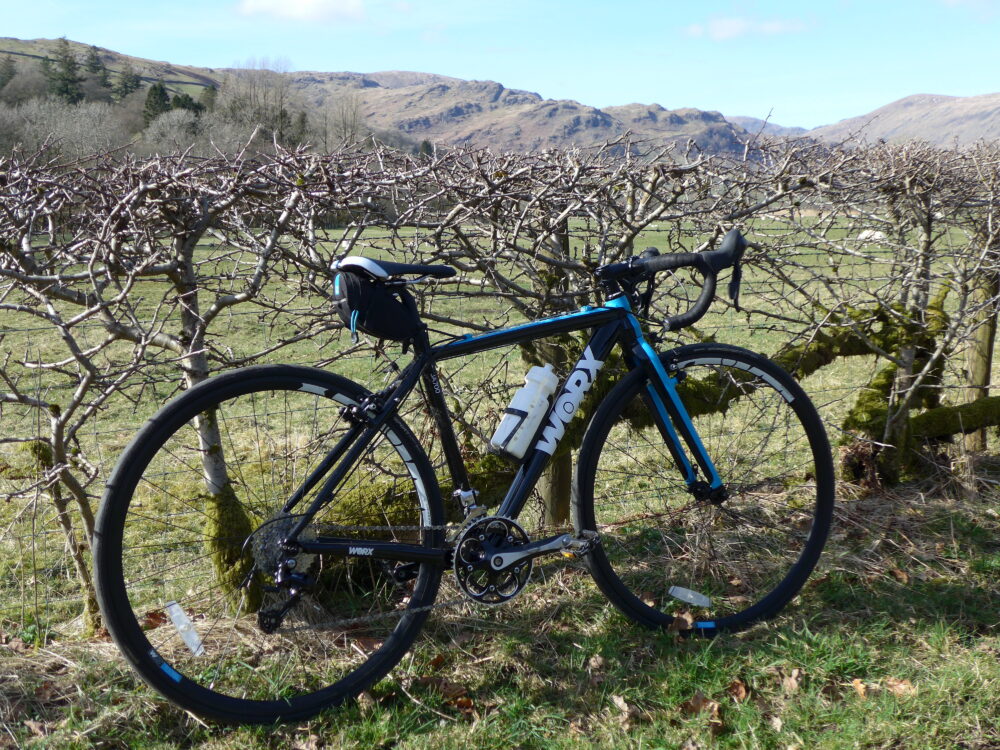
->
[574,343,833,634]
[94,364,444,723]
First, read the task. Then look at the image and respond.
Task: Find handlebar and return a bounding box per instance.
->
[596,229,749,331]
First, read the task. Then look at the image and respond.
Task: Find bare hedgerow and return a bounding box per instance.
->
[3,137,1000,633]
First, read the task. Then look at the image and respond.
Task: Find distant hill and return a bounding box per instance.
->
[727,116,807,139]
[287,71,749,154]
[0,37,220,96]
[808,93,1000,147]
[0,37,750,155]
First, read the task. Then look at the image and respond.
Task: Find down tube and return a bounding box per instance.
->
[494,319,624,521]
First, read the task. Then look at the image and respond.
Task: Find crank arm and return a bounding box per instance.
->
[489,531,598,570]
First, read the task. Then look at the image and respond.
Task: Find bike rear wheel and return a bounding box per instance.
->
[574,343,833,633]
[94,365,444,723]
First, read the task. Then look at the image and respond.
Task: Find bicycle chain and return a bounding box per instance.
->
[268,521,590,634]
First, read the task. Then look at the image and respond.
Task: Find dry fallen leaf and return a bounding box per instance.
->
[680,690,723,734]
[851,678,868,699]
[669,610,696,632]
[24,720,48,738]
[140,610,168,630]
[884,677,917,697]
[292,733,323,750]
[415,676,467,700]
[727,678,749,702]
[780,668,803,694]
[889,567,910,585]
[769,714,783,732]
[427,653,446,671]
[611,694,646,728]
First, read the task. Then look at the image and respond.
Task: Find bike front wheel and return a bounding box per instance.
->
[574,343,834,633]
[94,365,444,723]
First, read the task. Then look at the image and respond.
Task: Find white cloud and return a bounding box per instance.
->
[237,0,366,22]
[685,17,807,42]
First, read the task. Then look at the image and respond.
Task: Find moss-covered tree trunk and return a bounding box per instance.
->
[963,271,999,451]
[174,234,259,608]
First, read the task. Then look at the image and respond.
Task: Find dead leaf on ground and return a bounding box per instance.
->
[24,720,48,738]
[611,693,647,728]
[292,733,323,750]
[415,676,467,700]
[884,677,917,697]
[851,678,868,699]
[889,567,910,584]
[768,714,783,732]
[427,653,446,671]
[669,610,696,632]
[680,690,724,733]
[727,678,749,702]
[775,667,803,694]
[140,610,168,630]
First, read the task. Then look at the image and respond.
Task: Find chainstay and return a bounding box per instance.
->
[268,522,592,634]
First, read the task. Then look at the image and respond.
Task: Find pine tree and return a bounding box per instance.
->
[197,85,217,112]
[83,45,111,88]
[171,92,205,114]
[113,62,142,100]
[83,46,102,74]
[143,81,171,125]
[0,55,16,90]
[46,38,84,104]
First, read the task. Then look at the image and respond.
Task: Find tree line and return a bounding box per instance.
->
[0,39,425,159]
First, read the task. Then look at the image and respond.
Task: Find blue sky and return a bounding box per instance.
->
[4,0,999,128]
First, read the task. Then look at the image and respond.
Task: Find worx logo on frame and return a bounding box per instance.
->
[536,347,604,454]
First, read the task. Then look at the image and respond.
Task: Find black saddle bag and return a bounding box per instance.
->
[332,270,422,342]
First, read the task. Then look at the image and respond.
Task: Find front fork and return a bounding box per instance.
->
[613,301,725,498]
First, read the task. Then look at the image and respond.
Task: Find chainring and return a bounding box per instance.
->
[453,516,532,605]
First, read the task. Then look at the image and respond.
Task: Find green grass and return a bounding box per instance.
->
[2,481,1000,748]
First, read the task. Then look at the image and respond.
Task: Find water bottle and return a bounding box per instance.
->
[490,364,559,459]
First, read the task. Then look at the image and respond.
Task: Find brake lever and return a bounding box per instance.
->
[727,239,759,312]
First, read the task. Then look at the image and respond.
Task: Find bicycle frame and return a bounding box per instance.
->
[285,292,723,563]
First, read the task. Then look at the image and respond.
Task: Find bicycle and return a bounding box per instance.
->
[93,229,834,724]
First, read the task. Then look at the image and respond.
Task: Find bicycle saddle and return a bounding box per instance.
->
[335,256,456,279]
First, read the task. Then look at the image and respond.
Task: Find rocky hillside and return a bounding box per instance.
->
[809,93,1000,147]
[0,37,749,154]
[291,70,748,153]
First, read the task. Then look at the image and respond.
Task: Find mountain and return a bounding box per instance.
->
[289,71,748,154]
[0,37,749,155]
[809,93,1000,147]
[727,116,807,139]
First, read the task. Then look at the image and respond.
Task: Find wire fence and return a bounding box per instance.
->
[3,138,1000,635]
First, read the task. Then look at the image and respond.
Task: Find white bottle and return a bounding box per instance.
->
[490,364,560,459]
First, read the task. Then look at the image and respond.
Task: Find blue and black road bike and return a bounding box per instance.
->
[94,230,834,723]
